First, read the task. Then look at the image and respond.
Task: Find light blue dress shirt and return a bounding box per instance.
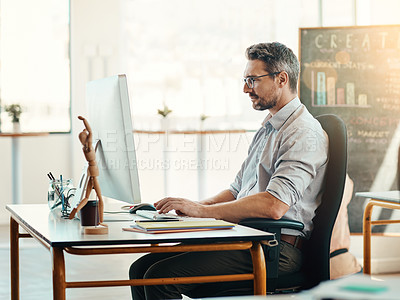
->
[229,97,328,238]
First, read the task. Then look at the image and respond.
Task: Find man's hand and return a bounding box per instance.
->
[154,197,205,217]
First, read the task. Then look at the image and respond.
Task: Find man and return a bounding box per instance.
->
[130,42,328,299]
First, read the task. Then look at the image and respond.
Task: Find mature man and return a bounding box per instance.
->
[130,42,329,299]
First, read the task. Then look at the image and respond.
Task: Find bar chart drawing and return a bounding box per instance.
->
[310,72,369,107]
[346,82,355,105]
[316,72,326,105]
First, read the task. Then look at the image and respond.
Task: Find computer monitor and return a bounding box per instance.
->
[83,74,141,204]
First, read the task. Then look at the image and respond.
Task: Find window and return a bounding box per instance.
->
[0,0,70,133]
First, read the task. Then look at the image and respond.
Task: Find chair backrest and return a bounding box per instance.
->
[302,114,347,287]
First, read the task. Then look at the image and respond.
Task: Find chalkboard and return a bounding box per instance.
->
[299,25,400,233]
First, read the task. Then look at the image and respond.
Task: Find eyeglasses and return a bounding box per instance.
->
[243,72,281,89]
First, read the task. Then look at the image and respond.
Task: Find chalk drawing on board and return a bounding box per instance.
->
[358,94,368,106]
[337,88,345,105]
[317,72,326,105]
[311,70,315,105]
[327,77,336,105]
[346,82,355,105]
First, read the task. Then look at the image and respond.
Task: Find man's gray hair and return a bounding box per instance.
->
[246,42,300,93]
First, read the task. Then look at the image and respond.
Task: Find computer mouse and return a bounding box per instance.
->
[129,203,157,214]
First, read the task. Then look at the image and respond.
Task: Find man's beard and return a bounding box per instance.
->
[251,93,277,111]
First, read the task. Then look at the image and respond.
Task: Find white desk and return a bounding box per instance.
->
[7,204,274,300]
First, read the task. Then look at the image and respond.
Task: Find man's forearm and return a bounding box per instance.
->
[198,189,236,205]
[200,191,290,223]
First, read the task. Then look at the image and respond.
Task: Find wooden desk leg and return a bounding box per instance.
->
[10,217,20,300]
[363,201,374,275]
[51,247,66,300]
[249,241,266,295]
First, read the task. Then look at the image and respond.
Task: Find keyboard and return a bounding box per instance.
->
[135,210,218,222]
[135,210,182,220]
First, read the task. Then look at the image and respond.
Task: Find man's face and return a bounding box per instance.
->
[243,59,281,111]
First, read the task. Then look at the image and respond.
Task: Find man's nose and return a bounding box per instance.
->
[243,83,251,93]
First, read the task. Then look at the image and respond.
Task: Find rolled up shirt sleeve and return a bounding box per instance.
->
[266,127,328,207]
[229,177,241,199]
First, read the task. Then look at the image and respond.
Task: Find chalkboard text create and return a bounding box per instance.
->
[314,31,400,50]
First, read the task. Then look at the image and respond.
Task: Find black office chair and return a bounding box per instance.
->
[240,114,348,293]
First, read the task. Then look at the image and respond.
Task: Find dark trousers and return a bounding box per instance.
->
[129,241,302,300]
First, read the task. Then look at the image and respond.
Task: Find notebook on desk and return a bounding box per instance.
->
[135,210,182,220]
[126,210,235,233]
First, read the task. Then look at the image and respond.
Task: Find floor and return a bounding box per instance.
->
[2,223,399,300]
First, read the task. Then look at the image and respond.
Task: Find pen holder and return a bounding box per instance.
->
[47,179,73,213]
[80,200,100,226]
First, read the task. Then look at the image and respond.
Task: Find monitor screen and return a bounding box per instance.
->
[84,74,141,204]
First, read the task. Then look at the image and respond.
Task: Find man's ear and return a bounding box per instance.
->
[277,71,289,87]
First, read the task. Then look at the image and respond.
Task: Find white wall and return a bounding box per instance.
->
[70,0,124,182]
[0,134,73,223]
[350,235,400,275]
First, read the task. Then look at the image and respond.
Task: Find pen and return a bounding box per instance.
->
[47,172,62,198]
[60,175,64,210]
[50,200,62,210]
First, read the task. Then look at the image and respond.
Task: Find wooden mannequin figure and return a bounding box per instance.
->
[69,116,108,234]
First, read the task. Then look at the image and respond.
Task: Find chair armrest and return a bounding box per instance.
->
[239,218,304,232]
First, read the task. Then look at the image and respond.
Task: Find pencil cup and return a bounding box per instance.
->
[80,200,100,226]
[47,179,73,211]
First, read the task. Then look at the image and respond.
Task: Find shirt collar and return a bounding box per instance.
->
[261,97,301,130]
